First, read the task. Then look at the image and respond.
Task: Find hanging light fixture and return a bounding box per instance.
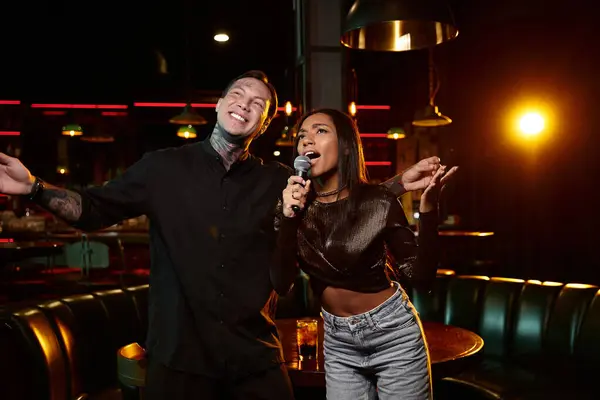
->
[171,5,208,129]
[412,105,451,127]
[387,127,407,139]
[62,123,83,137]
[177,125,197,139]
[169,104,207,126]
[412,47,452,127]
[341,0,458,52]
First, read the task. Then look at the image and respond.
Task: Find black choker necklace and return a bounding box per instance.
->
[316,186,347,197]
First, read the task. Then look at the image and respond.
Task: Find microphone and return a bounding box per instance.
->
[291,155,311,213]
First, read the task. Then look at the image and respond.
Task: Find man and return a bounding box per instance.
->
[0,70,449,399]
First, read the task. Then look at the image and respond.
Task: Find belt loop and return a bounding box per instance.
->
[365,312,376,329]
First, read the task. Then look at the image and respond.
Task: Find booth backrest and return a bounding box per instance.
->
[3,273,600,399]
[409,275,600,370]
[0,285,148,400]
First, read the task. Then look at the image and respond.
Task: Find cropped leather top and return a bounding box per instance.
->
[272,184,439,297]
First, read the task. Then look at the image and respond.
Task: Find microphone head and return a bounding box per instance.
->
[293,155,312,173]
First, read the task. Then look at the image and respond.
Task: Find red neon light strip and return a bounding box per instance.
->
[365,161,392,166]
[0,238,14,242]
[42,111,66,116]
[31,104,128,109]
[360,133,388,138]
[134,102,214,108]
[102,111,128,116]
[356,105,390,110]
[134,102,385,111]
[0,131,20,136]
[13,101,389,110]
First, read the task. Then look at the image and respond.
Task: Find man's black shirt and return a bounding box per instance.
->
[73,140,293,377]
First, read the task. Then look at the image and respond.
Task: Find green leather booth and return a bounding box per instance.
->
[0,285,148,400]
[2,272,599,399]
[278,272,600,399]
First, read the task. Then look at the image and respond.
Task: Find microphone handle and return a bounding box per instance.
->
[291,170,309,213]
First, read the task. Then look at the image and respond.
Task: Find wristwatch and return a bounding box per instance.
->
[27,176,45,201]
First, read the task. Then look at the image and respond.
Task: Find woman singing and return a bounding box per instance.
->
[273,109,453,399]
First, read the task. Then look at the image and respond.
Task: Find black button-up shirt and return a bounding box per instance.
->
[73,140,293,377]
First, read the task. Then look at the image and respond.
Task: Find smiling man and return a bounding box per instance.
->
[0,70,298,400]
[211,73,276,171]
[0,70,450,400]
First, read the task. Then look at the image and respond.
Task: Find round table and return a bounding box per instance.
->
[276,318,484,387]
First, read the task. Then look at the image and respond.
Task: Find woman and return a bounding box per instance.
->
[273,109,449,399]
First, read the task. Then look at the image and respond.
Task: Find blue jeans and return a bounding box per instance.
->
[321,283,432,399]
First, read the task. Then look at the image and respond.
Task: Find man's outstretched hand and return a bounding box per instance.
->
[401,156,458,192]
[0,152,36,195]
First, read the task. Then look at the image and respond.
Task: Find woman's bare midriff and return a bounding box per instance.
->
[321,284,397,317]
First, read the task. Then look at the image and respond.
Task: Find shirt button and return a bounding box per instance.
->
[219,292,224,297]
[220,233,226,239]
[222,204,228,211]
[219,320,224,324]
[220,264,225,268]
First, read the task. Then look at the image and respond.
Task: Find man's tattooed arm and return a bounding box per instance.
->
[38,183,83,223]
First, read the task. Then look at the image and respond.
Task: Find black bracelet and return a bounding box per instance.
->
[27,177,45,201]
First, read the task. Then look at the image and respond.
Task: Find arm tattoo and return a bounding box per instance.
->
[39,184,83,223]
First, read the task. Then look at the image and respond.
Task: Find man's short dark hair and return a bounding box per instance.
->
[222,70,278,122]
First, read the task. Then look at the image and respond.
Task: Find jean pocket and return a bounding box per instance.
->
[374,304,415,332]
[323,320,335,335]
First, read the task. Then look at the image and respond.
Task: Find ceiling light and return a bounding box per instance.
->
[177,125,197,139]
[169,103,207,125]
[214,33,229,42]
[341,0,459,52]
[61,123,83,137]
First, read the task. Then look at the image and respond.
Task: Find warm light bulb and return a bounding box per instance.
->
[348,101,357,117]
[285,101,292,117]
[519,112,544,136]
[214,33,229,42]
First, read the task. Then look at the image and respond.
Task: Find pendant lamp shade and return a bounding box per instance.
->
[62,123,83,137]
[169,103,207,125]
[412,104,452,127]
[341,0,458,52]
[177,125,198,139]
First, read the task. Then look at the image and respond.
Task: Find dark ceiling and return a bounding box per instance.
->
[2,0,591,104]
[1,0,295,102]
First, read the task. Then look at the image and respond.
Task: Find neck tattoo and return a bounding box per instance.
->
[209,124,249,171]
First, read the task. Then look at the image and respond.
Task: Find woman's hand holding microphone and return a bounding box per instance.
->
[282,176,311,218]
